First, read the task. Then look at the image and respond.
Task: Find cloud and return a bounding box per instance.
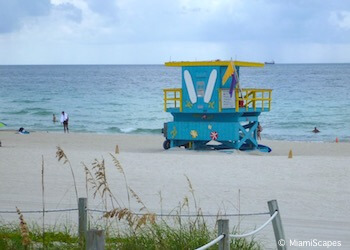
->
[0,0,52,33]
[1,0,350,64]
[54,3,82,23]
[330,11,350,30]
[86,0,119,23]
[196,1,347,43]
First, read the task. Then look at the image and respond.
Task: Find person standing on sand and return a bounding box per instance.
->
[60,111,69,133]
[257,122,263,140]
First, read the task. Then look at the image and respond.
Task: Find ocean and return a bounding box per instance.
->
[1,64,349,142]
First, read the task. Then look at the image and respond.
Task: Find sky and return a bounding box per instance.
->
[1,0,350,64]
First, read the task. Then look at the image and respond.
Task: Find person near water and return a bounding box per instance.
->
[60,111,69,133]
[312,127,320,133]
[257,122,263,140]
[53,114,56,123]
[18,127,29,134]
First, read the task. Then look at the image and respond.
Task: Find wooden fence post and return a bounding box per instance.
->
[218,219,230,250]
[268,200,287,250]
[78,198,88,246]
[87,230,105,250]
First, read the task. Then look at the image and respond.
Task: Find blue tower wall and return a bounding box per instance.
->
[163,62,271,151]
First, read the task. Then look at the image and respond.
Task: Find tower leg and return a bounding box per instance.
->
[236,121,259,150]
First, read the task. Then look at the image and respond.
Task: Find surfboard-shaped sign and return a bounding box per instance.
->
[204,69,217,103]
[184,70,197,104]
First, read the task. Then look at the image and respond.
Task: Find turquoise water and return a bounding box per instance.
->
[1,64,349,142]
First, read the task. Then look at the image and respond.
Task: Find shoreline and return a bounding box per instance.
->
[1,130,349,156]
[1,131,349,248]
[1,128,347,144]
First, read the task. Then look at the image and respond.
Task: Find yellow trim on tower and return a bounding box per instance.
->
[165,60,264,68]
[163,88,182,112]
[222,61,235,86]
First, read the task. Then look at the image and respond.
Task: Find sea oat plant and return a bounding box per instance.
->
[56,147,78,201]
[110,153,131,210]
[16,207,31,248]
[91,158,121,209]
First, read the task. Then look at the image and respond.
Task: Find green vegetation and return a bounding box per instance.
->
[0,224,80,250]
[0,222,261,249]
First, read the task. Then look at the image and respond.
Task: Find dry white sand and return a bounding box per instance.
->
[0,131,349,249]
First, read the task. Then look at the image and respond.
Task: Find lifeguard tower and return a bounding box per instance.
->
[162,60,272,152]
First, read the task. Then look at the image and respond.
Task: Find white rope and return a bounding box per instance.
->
[230,211,278,238]
[0,207,270,218]
[87,208,270,217]
[195,234,224,250]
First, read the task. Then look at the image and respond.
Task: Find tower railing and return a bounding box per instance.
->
[164,88,271,113]
[219,88,272,112]
[238,88,272,112]
[163,88,182,112]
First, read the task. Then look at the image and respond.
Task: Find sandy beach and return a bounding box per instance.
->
[0,131,349,249]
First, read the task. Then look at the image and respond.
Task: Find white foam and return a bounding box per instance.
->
[120,127,137,133]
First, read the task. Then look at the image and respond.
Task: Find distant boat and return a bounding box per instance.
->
[264,60,275,65]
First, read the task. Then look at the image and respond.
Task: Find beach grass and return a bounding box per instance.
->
[0,223,80,250]
[0,222,261,249]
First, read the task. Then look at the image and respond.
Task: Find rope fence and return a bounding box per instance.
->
[194,213,278,250]
[0,199,286,250]
[0,208,269,218]
[195,200,286,250]
[196,234,224,250]
[86,208,270,218]
[229,211,278,238]
[0,208,78,214]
